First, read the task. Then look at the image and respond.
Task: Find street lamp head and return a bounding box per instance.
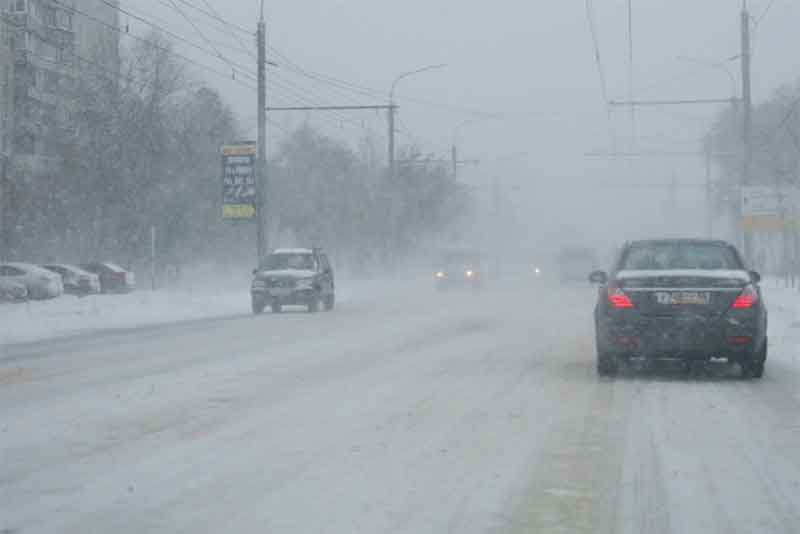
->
[390,64,448,102]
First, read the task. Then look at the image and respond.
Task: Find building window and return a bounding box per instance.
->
[12,0,26,13]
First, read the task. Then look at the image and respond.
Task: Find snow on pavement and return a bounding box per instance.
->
[2,281,800,533]
[0,278,409,346]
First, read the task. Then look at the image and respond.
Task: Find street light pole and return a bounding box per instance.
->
[388,64,446,177]
[256,0,267,261]
[741,2,754,261]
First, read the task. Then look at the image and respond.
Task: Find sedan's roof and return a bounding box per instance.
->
[3,262,45,270]
[627,238,732,247]
[44,264,92,274]
[273,248,314,255]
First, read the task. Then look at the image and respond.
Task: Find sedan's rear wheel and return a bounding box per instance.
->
[742,340,767,379]
[597,349,618,377]
[251,299,265,315]
[271,302,282,314]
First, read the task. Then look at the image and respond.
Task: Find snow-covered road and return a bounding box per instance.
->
[2,281,800,533]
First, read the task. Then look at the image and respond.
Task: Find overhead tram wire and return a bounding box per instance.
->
[51,0,261,88]
[583,0,616,150]
[197,0,257,60]
[92,0,388,135]
[77,0,258,79]
[168,0,252,35]
[267,44,498,118]
[129,0,256,60]
[165,0,237,68]
[119,0,253,55]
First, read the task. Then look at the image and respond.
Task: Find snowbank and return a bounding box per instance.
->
[0,277,423,346]
[0,290,246,346]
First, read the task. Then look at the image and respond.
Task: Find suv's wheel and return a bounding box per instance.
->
[271,302,282,314]
[323,294,335,311]
[742,340,767,379]
[307,297,320,313]
[597,347,618,377]
[252,298,265,315]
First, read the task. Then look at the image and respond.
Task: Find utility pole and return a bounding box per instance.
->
[451,144,457,180]
[256,3,267,261]
[705,146,713,237]
[388,105,395,178]
[741,1,754,261]
[1,24,14,263]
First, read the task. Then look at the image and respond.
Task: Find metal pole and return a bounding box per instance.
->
[451,145,457,180]
[705,147,713,237]
[150,225,156,291]
[1,35,14,263]
[388,104,395,178]
[741,3,753,261]
[256,13,267,261]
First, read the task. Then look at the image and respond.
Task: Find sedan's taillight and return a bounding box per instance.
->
[608,287,635,309]
[732,285,758,309]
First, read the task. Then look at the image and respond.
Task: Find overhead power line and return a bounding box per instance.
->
[52,0,260,87]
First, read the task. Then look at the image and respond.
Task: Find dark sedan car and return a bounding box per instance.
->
[590,239,767,378]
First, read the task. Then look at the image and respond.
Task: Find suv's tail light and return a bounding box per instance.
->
[732,285,758,309]
[608,287,635,309]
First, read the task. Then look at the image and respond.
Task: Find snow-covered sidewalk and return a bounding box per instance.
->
[0,278,421,346]
[763,282,800,366]
[0,290,247,346]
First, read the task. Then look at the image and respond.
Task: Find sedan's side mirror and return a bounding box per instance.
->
[589,270,608,284]
[749,270,762,284]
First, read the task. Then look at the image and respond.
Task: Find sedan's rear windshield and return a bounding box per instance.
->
[620,242,742,271]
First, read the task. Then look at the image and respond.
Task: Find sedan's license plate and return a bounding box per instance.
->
[655,291,710,305]
[269,288,293,298]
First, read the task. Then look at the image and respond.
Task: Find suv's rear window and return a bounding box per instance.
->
[621,242,742,271]
[261,253,315,271]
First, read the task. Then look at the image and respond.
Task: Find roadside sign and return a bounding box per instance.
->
[741,185,800,231]
[221,144,257,221]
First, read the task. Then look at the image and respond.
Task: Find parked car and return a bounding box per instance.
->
[251,248,335,314]
[79,262,136,293]
[42,264,101,296]
[590,238,767,379]
[0,262,63,300]
[0,279,28,302]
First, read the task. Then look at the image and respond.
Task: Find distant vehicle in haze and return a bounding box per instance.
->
[251,248,336,314]
[0,279,28,302]
[79,262,136,294]
[590,238,767,379]
[0,262,63,300]
[434,247,483,290]
[42,264,101,296]
[558,246,599,283]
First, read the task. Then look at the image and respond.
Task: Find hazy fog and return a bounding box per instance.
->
[137,0,798,258]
